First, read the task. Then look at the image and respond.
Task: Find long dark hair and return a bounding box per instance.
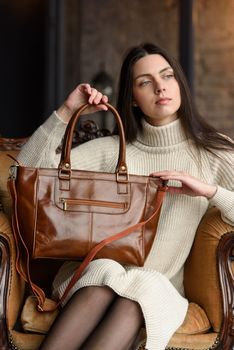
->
[116,43,234,151]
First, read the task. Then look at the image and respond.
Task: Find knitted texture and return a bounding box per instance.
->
[18,113,234,349]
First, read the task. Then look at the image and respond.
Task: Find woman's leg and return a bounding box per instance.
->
[81,296,144,350]
[39,286,116,350]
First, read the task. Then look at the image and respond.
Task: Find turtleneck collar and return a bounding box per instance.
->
[136,117,188,147]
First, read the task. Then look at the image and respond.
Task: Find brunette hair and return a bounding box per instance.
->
[115,43,234,151]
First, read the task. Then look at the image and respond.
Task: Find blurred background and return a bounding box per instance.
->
[0,0,233,138]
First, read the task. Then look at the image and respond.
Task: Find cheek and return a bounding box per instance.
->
[177,91,181,107]
[133,91,142,105]
[173,85,181,106]
[133,88,150,105]
[133,87,141,99]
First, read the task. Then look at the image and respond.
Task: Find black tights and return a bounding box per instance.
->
[38,286,144,350]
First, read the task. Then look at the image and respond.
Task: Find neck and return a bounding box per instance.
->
[144,114,178,127]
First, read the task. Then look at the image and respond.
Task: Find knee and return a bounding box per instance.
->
[115,297,143,318]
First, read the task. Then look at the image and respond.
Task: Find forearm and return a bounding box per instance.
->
[56,105,74,123]
[209,185,234,225]
[17,112,67,168]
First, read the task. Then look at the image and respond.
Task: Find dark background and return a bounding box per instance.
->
[0,1,47,137]
[0,0,233,138]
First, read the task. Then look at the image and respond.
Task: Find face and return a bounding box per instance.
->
[132,54,181,126]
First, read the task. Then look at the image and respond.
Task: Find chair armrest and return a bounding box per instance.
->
[0,235,10,350]
[184,207,234,333]
[0,229,44,350]
[217,230,234,349]
[0,214,25,337]
[0,211,12,237]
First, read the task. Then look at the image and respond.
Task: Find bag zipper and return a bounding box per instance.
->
[59,198,127,211]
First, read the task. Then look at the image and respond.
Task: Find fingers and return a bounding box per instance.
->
[150,171,214,198]
[79,83,92,95]
[95,103,108,111]
[89,92,108,111]
[166,186,183,195]
[88,90,101,104]
[150,170,186,181]
[80,84,108,110]
[150,171,195,192]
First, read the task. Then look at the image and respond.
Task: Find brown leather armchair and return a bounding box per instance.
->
[0,134,234,350]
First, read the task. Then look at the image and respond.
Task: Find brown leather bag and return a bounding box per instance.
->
[8,103,168,311]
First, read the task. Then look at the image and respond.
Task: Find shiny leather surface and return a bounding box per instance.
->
[10,103,166,265]
[8,103,167,311]
[14,167,164,265]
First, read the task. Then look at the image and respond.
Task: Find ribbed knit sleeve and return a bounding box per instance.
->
[17,112,67,167]
[207,149,234,224]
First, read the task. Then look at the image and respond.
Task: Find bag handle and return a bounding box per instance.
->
[8,102,168,312]
[58,103,128,180]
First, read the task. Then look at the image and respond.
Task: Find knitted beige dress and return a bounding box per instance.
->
[18,112,234,350]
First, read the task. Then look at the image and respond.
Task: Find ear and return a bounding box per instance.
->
[132,101,138,107]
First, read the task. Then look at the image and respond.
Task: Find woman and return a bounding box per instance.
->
[18,43,234,350]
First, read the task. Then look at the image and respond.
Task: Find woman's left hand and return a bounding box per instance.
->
[150,171,217,199]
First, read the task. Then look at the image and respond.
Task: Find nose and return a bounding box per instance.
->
[154,79,166,94]
[155,86,166,94]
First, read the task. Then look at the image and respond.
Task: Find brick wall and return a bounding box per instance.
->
[63,0,234,138]
[194,0,234,138]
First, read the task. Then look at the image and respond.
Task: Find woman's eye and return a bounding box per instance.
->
[139,80,152,87]
[163,73,174,79]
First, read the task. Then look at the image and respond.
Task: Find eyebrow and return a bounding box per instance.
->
[134,66,173,80]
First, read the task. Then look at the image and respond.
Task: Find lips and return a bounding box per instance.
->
[156,98,171,105]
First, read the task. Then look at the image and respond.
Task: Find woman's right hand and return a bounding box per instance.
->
[56,83,109,122]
